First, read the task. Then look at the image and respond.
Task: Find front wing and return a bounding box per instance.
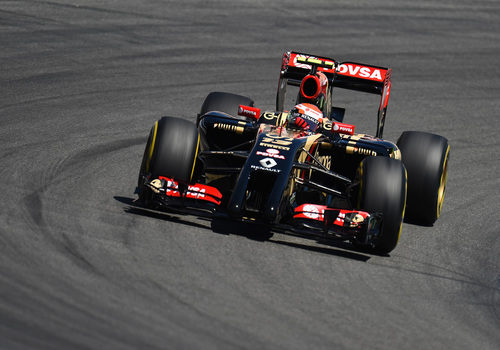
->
[141,178,382,245]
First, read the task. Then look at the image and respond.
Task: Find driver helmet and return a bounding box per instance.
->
[287,103,323,132]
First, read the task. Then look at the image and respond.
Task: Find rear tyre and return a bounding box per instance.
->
[397,131,449,225]
[198,91,254,123]
[138,117,200,200]
[357,156,407,254]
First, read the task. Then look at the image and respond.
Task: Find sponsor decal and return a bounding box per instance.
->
[346,146,377,156]
[302,204,324,220]
[294,54,316,69]
[164,178,179,195]
[332,122,355,135]
[293,206,370,228]
[259,157,277,168]
[259,142,290,151]
[261,112,288,126]
[261,134,293,146]
[317,155,331,169]
[290,53,336,73]
[259,134,293,151]
[262,112,278,120]
[186,185,206,199]
[238,105,261,120]
[251,164,281,173]
[321,119,333,131]
[164,179,208,199]
[336,63,385,82]
[157,177,222,205]
[287,53,386,82]
[293,204,327,221]
[213,123,244,134]
[256,149,285,159]
[335,211,346,225]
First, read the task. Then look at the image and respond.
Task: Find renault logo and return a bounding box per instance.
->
[259,158,277,168]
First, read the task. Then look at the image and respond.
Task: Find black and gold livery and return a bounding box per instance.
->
[136,52,450,255]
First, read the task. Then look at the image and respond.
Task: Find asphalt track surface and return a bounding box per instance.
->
[1,1,499,349]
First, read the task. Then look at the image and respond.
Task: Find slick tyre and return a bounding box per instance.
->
[357,156,407,255]
[397,131,450,225]
[138,117,200,200]
[198,91,254,123]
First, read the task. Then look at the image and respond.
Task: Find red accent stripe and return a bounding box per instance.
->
[294,204,370,228]
[158,177,222,205]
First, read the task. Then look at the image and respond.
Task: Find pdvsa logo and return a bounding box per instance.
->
[302,204,324,220]
[256,148,285,159]
[332,122,355,135]
[337,63,384,81]
[238,105,261,119]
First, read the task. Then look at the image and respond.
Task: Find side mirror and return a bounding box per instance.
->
[238,105,261,120]
[332,121,355,135]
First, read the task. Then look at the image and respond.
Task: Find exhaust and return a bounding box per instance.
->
[300,74,321,100]
[299,72,327,102]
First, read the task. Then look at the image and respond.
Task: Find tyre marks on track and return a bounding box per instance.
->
[19,137,145,273]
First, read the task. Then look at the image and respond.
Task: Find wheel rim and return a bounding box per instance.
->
[436,146,450,218]
[145,121,158,173]
[189,133,200,182]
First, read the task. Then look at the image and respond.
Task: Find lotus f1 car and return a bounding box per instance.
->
[136,51,450,254]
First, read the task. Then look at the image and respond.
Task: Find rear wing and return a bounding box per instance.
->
[278,51,392,138]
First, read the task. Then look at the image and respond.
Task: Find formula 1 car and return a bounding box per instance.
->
[136,51,450,254]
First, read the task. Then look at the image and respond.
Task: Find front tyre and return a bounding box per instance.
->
[138,117,200,200]
[397,131,450,225]
[357,156,407,254]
